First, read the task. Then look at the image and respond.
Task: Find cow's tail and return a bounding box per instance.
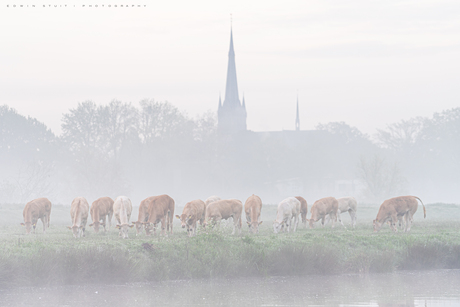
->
[414,196,426,218]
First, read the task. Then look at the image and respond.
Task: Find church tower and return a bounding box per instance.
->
[218,28,247,134]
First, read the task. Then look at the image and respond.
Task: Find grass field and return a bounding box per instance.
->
[0,202,459,288]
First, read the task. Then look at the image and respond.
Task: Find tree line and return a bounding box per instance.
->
[1,102,459,205]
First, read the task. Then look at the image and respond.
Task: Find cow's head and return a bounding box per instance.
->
[247,221,263,234]
[116,223,134,239]
[67,225,83,238]
[373,219,383,232]
[21,222,34,234]
[89,221,105,233]
[176,214,193,229]
[131,221,145,235]
[273,220,284,233]
[308,219,316,229]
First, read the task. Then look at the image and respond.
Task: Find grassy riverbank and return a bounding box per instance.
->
[0,202,459,288]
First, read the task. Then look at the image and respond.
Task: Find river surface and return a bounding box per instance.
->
[1,270,459,306]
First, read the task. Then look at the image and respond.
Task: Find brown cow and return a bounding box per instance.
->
[21,198,52,234]
[205,196,221,207]
[205,199,243,235]
[175,199,206,237]
[295,196,308,229]
[67,197,90,238]
[309,197,339,228]
[244,195,263,234]
[132,196,153,235]
[373,196,426,232]
[89,197,114,233]
[143,194,175,236]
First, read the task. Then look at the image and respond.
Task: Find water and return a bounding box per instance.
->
[1,270,459,306]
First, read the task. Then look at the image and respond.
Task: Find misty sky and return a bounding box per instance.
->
[1,0,459,135]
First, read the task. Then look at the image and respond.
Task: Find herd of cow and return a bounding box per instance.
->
[20,194,426,238]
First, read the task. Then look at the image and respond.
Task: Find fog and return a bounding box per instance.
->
[1,102,458,206]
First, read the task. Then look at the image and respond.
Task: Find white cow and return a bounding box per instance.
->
[273,197,301,233]
[325,196,357,228]
[113,196,134,239]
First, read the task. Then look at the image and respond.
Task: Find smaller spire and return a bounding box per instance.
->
[295,96,300,131]
[242,94,246,109]
[218,94,222,109]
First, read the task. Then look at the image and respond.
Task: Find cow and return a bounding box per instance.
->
[309,197,339,229]
[67,197,90,238]
[273,197,301,233]
[113,196,134,239]
[131,196,153,236]
[205,196,221,207]
[88,196,114,233]
[244,194,263,234]
[143,194,175,236]
[373,196,426,232]
[295,196,308,229]
[204,199,243,235]
[325,196,357,228]
[21,198,52,234]
[175,199,206,237]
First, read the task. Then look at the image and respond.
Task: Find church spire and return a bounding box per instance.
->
[217,24,247,134]
[224,27,240,108]
[295,96,300,131]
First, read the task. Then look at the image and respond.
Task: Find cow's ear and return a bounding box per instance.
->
[129,225,134,228]
[89,223,93,227]
[188,215,192,219]
[20,223,25,226]
[259,221,263,225]
[246,221,250,225]
[132,221,136,224]
[175,215,180,219]
[116,225,121,229]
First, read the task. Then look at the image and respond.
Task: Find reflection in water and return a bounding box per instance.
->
[1,270,459,306]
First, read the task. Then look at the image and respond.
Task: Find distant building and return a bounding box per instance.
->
[217,28,247,134]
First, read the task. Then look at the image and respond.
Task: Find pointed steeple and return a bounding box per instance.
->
[295,96,300,131]
[218,94,222,110]
[217,25,247,134]
[224,28,240,108]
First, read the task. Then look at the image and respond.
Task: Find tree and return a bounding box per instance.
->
[357,155,407,202]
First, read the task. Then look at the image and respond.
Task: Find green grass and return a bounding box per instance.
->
[0,202,459,288]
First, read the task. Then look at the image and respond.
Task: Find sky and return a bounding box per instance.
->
[1,0,459,136]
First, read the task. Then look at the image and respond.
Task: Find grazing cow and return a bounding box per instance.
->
[373,196,426,232]
[67,197,90,238]
[21,198,52,234]
[244,195,263,234]
[205,199,243,235]
[205,196,221,207]
[175,199,206,237]
[113,196,134,239]
[273,197,301,233]
[326,196,357,228]
[132,196,153,236]
[309,197,339,229]
[295,196,308,229]
[143,194,175,236]
[89,197,114,233]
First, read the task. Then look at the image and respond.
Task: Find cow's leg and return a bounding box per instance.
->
[331,212,337,228]
[47,213,51,228]
[321,216,325,227]
[390,215,398,232]
[108,212,113,229]
[349,210,357,228]
[338,211,345,227]
[292,215,298,232]
[169,212,174,234]
[41,217,46,233]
